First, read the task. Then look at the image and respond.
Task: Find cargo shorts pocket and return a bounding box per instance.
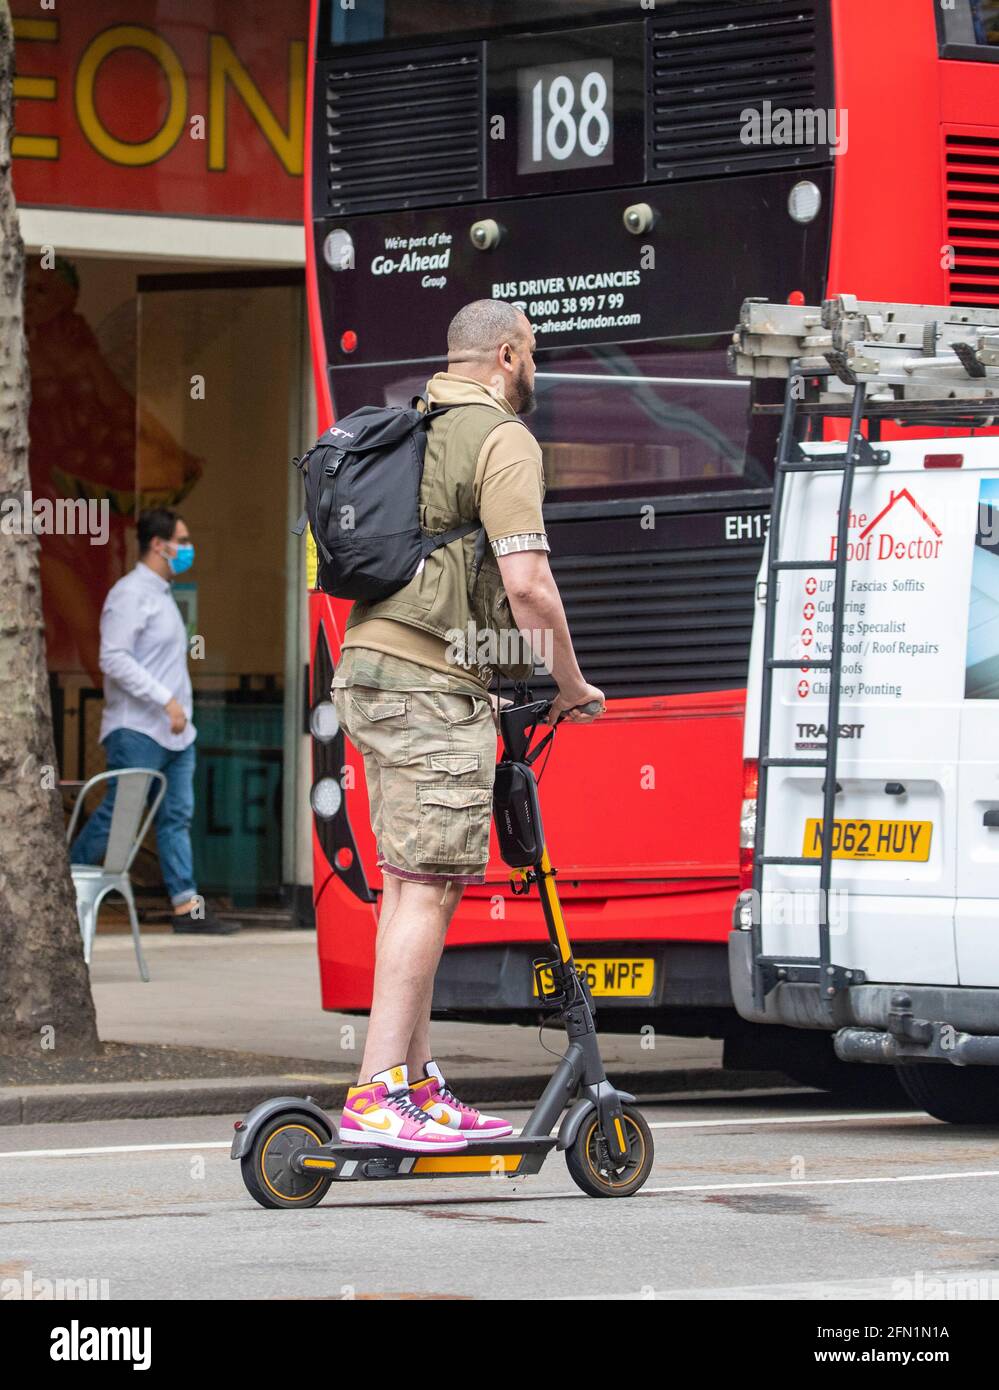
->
[432,691,490,726]
[428,753,479,776]
[417,784,492,866]
[347,692,410,766]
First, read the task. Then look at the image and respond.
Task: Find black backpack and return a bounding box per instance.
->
[291,400,481,601]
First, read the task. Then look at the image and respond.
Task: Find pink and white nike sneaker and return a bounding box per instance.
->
[339,1063,468,1153]
[409,1060,514,1139]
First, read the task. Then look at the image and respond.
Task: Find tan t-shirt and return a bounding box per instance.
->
[341,373,547,690]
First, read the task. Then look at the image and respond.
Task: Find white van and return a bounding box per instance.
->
[729,297,999,1123]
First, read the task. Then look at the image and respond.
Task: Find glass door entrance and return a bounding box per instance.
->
[135,271,304,906]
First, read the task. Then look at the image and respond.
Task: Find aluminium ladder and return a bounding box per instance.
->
[732,294,999,1014]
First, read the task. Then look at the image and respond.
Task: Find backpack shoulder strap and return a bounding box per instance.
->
[411,394,458,424]
[420,519,480,558]
[418,411,523,559]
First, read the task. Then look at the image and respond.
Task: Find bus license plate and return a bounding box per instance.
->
[533,959,655,998]
[802,818,932,862]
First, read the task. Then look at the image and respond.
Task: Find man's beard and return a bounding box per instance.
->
[511,364,537,416]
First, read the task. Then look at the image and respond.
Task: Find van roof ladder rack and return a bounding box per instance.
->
[731,293,999,428]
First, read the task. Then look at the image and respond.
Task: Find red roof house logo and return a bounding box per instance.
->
[859,489,942,540]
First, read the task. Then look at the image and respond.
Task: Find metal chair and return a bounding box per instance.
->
[66,768,167,982]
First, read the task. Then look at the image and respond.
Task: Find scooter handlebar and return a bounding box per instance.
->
[563,698,604,720]
[543,698,604,725]
[499,695,603,761]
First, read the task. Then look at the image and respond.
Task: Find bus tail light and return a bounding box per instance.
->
[310,701,339,742]
[787,181,821,224]
[739,758,759,893]
[923,453,963,468]
[311,777,343,820]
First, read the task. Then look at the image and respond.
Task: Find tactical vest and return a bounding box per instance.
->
[344,404,535,681]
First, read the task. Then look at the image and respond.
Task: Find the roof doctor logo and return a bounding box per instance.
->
[50,1320,151,1372]
[829,490,943,563]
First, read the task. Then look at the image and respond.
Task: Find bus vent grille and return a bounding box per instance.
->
[648,0,828,181]
[320,48,482,217]
[945,130,999,309]
[533,543,764,701]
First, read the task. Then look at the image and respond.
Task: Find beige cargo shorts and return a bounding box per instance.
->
[332,685,498,885]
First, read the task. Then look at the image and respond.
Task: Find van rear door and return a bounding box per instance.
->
[758,439,977,987]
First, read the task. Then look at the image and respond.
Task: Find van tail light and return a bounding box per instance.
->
[739,758,759,892]
[923,454,963,468]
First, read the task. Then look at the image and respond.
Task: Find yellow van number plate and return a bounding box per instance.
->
[802,819,932,862]
[533,959,655,998]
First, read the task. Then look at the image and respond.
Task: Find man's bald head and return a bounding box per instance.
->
[446,299,529,365]
[444,298,537,416]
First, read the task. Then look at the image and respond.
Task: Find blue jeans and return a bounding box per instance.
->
[70,727,197,906]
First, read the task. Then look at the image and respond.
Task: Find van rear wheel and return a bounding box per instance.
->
[895,1062,999,1124]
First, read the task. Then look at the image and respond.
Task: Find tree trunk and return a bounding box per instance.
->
[0,2,99,1056]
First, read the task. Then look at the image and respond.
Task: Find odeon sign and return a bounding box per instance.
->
[11,4,307,220]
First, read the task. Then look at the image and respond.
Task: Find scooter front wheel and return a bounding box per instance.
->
[241,1110,333,1210]
[565,1103,654,1198]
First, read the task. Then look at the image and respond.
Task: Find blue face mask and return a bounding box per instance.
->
[167,543,195,576]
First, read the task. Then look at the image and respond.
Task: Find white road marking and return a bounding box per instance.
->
[3,1131,999,1222]
[0,1141,233,1159]
[647,1110,925,1131]
[641,1169,999,1195]
[0,1106,933,1162]
[0,1111,932,1160]
[327,1168,999,1207]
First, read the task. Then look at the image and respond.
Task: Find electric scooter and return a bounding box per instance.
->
[232,687,655,1207]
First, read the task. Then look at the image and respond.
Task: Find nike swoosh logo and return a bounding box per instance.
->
[361,1113,393,1130]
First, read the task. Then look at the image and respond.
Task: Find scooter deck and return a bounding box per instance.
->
[294,1134,557,1182]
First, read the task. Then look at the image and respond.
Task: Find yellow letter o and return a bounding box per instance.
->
[76,26,187,167]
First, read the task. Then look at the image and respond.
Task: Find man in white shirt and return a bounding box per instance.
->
[70,509,238,934]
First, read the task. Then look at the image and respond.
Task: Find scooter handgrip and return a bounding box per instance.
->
[554,698,604,724]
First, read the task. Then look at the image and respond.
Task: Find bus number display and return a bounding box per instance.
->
[518,60,614,175]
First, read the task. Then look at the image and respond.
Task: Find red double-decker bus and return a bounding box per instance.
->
[303,0,999,1059]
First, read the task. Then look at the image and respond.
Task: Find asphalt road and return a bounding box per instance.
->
[3,1087,999,1301]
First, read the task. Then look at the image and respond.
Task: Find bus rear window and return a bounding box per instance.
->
[320,0,641,51]
[327,338,779,503]
[939,0,999,56]
[531,340,776,500]
[974,0,999,45]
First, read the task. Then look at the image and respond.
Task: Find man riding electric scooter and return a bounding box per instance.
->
[330,299,604,1154]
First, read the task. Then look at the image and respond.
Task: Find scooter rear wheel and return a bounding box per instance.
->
[241,1111,333,1209]
[565,1103,654,1198]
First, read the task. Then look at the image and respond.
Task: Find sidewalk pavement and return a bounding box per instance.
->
[0,931,791,1125]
